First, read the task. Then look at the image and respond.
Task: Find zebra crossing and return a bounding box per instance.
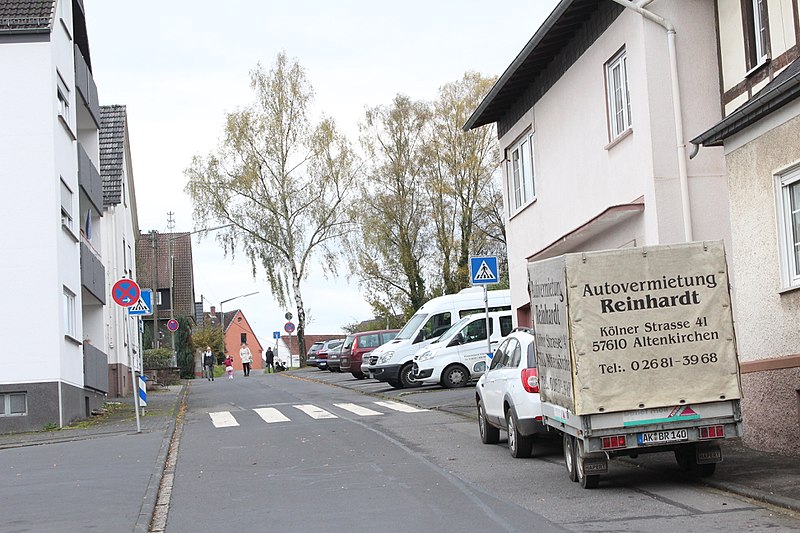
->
[208,400,428,428]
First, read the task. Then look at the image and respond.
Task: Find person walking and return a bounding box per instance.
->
[202,346,215,381]
[265,347,275,373]
[224,354,234,379]
[240,343,253,376]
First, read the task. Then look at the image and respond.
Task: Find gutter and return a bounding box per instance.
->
[610,0,693,242]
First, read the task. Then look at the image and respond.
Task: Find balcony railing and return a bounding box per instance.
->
[83,341,108,394]
[80,241,106,304]
[74,44,100,129]
[78,143,103,215]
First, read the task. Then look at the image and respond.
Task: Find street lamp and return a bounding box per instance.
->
[218,291,259,356]
[168,223,234,366]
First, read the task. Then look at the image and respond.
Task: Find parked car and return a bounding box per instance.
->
[475,328,547,458]
[315,338,344,370]
[306,341,324,367]
[326,343,344,372]
[340,329,400,379]
[413,312,512,388]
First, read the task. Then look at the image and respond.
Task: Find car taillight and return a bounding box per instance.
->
[601,435,627,450]
[699,425,725,439]
[521,368,539,393]
[353,338,359,350]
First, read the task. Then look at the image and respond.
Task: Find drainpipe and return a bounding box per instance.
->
[611,0,693,242]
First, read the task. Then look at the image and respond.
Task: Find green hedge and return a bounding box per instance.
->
[143,348,173,369]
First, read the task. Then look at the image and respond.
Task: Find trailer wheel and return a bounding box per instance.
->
[506,408,533,458]
[576,439,600,489]
[563,434,578,482]
[478,399,500,444]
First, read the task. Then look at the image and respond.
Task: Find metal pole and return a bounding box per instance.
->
[169,236,176,366]
[484,285,491,359]
[131,317,141,433]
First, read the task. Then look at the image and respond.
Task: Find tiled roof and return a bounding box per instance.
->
[0,0,55,33]
[100,105,126,206]
[135,231,196,318]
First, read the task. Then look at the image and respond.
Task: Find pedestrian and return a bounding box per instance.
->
[202,346,215,381]
[224,354,234,379]
[265,347,275,373]
[240,342,253,376]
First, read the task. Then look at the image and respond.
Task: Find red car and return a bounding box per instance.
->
[339,329,399,379]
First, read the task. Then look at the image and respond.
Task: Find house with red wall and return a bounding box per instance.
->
[209,306,263,373]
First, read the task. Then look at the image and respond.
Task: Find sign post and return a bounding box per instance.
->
[113,278,142,433]
[469,256,500,363]
[284,321,295,368]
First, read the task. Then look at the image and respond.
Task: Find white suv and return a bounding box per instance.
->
[475,328,547,458]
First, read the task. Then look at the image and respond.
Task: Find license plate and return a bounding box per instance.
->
[637,428,689,445]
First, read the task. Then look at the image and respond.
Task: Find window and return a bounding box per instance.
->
[56,72,72,130]
[745,0,770,68]
[490,339,511,371]
[606,49,632,140]
[777,168,800,287]
[507,338,522,368]
[63,287,77,338]
[507,133,535,214]
[417,312,452,342]
[240,333,247,344]
[461,319,490,344]
[60,178,74,231]
[0,393,27,416]
[500,316,513,337]
[359,334,381,348]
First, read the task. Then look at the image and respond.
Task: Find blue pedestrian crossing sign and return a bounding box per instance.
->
[470,256,499,285]
[128,289,153,316]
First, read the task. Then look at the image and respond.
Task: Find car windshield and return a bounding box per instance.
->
[435,316,473,344]
[395,313,428,340]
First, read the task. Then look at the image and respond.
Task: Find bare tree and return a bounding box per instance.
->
[185,52,359,362]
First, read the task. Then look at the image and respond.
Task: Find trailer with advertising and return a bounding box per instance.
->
[528,241,743,488]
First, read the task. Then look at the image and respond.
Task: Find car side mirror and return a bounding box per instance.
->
[447,333,463,347]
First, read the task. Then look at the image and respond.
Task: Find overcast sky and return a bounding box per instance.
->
[85,0,558,348]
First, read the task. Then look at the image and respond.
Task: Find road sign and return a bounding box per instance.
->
[128,289,153,316]
[284,321,295,334]
[273,331,281,340]
[112,279,141,307]
[138,375,147,407]
[167,319,179,332]
[284,312,293,320]
[470,256,499,285]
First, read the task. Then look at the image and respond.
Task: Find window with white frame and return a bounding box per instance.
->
[746,0,770,67]
[777,168,800,287]
[0,392,28,417]
[507,132,535,215]
[606,49,631,140]
[60,178,74,231]
[63,287,77,338]
[56,72,72,130]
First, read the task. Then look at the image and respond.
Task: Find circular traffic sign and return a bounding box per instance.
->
[284,321,295,334]
[112,279,141,307]
[284,311,293,320]
[167,319,179,332]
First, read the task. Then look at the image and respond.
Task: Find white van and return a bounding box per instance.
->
[365,288,511,388]
[412,311,513,388]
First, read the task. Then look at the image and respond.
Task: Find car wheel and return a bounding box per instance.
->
[441,364,469,389]
[576,439,600,489]
[563,433,578,482]
[477,398,499,444]
[328,366,336,372]
[399,362,422,388]
[388,380,403,389]
[506,408,533,458]
[351,372,366,380]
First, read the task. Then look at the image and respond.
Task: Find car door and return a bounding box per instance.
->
[483,337,521,423]
[482,337,512,421]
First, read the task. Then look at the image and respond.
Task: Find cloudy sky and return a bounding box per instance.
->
[85,0,558,347]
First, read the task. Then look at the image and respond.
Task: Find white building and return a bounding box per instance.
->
[465,1,731,328]
[0,1,123,431]
[691,0,800,456]
[100,105,141,399]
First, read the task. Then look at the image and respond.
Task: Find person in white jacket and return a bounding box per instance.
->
[239,343,253,376]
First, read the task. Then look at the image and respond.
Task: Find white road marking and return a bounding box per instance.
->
[333,403,383,416]
[209,411,239,427]
[374,401,428,413]
[294,404,338,419]
[254,407,291,423]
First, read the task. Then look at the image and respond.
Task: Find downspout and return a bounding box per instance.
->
[611,0,694,242]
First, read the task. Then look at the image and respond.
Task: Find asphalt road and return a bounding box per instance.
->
[162,371,800,532]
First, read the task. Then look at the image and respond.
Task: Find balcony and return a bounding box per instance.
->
[73,44,100,129]
[83,341,108,394]
[80,241,106,304]
[78,143,103,216]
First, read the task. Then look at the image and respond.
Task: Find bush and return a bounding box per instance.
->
[143,348,173,369]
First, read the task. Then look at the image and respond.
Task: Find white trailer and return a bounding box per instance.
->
[528,241,743,488]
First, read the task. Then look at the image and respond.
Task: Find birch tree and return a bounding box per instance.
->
[185,52,359,362]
